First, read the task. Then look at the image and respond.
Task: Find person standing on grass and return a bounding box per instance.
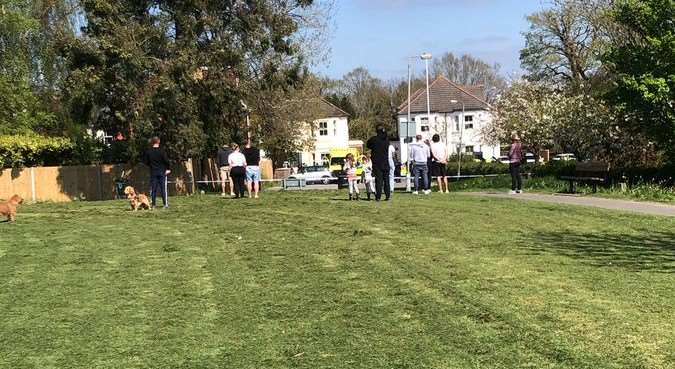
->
[430,134,450,193]
[344,153,360,201]
[366,126,391,201]
[424,139,433,192]
[217,143,234,197]
[388,142,396,197]
[408,135,431,195]
[143,136,171,209]
[242,139,261,199]
[361,155,376,200]
[228,143,247,199]
[508,133,524,194]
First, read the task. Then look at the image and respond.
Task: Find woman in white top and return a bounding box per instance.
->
[228,144,247,198]
[430,134,449,193]
[388,144,396,196]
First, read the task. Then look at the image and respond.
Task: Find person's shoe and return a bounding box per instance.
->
[349,194,353,201]
[413,191,419,195]
[163,205,169,209]
[221,192,227,197]
[509,190,517,195]
[255,194,259,199]
[516,190,523,194]
[424,190,431,195]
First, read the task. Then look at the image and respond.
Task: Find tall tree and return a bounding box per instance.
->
[64,0,322,161]
[604,0,675,162]
[431,52,505,100]
[520,0,610,87]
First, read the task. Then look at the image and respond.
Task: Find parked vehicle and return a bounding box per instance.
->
[499,153,536,164]
[287,165,333,185]
[553,153,577,161]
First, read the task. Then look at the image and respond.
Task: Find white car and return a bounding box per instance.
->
[287,165,333,185]
[553,153,577,161]
[498,153,536,164]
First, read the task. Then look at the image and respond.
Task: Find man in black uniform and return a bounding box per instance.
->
[366,126,391,201]
[143,136,171,208]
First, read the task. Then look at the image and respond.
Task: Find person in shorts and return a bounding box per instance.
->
[217,144,233,197]
[242,139,261,199]
[430,134,450,193]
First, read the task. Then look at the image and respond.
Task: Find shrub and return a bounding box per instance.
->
[0,134,74,168]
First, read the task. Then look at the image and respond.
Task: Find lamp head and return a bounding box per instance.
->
[420,53,432,60]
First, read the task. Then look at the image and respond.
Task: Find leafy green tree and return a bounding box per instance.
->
[64,0,321,161]
[604,0,675,161]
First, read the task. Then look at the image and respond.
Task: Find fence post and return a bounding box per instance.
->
[96,165,103,200]
[30,167,36,203]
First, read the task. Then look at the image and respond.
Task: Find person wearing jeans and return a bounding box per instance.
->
[143,136,171,209]
[242,139,261,199]
[228,143,247,198]
[508,133,523,194]
[408,135,430,195]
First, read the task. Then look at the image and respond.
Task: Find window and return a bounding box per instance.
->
[333,121,337,136]
[464,115,474,130]
[455,116,460,132]
[319,121,328,136]
[465,145,474,153]
[421,125,430,132]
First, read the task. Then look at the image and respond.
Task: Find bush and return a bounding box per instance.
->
[0,134,74,168]
[447,160,510,175]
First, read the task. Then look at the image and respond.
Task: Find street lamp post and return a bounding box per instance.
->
[421,53,432,125]
[450,99,465,178]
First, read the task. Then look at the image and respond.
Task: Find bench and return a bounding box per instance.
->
[282,177,306,190]
[559,161,610,193]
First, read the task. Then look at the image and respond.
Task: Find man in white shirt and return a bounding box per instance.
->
[388,143,396,196]
[408,135,431,195]
[430,134,450,193]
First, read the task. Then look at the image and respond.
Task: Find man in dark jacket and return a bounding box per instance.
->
[143,136,171,208]
[366,126,391,201]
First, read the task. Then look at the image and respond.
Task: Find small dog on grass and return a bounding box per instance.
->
[124,186,151,211]
[0,194,24,222]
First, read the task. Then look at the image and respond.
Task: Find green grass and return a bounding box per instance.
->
[454,175,675,203]
[1,192,674,369]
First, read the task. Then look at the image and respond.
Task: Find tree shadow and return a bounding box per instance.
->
[521,230,675,273]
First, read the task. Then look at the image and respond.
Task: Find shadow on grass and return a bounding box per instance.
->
[522,230,675,273]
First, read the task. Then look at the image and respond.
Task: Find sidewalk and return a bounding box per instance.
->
[461,192,675,217]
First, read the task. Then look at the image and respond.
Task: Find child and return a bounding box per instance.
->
[344,153,359,201]
[361,155,376,200]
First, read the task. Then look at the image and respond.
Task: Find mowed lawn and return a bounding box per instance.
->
[1,191,674,369]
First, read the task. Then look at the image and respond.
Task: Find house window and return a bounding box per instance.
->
[464,115,474,130]
[421,126,430,132]
[319,121,328,136]
[465,145,474,153]
[333,121,337,136]
[321,153,330,167]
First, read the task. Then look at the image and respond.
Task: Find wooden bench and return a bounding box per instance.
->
[559,161,610,193]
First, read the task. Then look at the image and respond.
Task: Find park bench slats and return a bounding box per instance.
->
[559,161,610,193]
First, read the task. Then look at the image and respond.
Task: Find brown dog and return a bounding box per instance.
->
[124,186,151,211]
[0,195,24,222]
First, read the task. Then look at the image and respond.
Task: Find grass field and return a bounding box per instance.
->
[1,191,674,369]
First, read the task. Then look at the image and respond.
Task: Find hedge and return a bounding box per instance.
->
[0,134,74,168]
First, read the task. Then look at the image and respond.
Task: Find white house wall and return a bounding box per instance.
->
[298,116,350,166]
[398,110,500,163]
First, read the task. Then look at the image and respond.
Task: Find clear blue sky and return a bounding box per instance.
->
[315,0,545,80]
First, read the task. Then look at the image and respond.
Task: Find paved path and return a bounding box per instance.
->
[462,192,675,217]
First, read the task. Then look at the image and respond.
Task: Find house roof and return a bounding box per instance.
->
[319,99,350,118]
[397,76,490,115]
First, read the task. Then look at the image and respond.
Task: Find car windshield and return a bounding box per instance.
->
[330,157,345,166]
